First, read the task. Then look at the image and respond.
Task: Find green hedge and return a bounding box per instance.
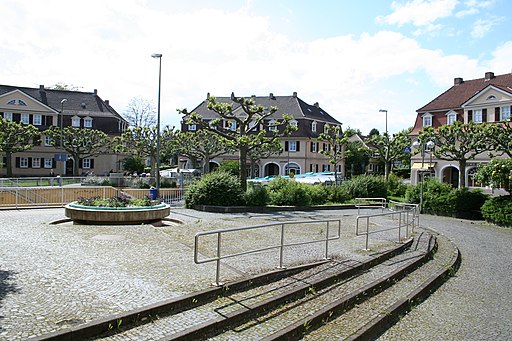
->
[185,171,245,207]
[481,196,512,226]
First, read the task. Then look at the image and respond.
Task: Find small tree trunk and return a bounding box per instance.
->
[6,152,13,177]
[459,160,466,189]
[239,144,248,191]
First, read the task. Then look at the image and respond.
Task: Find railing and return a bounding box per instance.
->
[356,203,419,250]
[355,197,387,215]
[122,188,185,204]
[194,219,342,286]
[0,177,85,187]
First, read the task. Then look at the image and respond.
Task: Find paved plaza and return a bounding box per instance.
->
[0,207,510,340]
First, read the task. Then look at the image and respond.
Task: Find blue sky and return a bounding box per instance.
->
[2,0,511,135]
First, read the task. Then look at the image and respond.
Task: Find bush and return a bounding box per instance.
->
[341,175,387,199]
[306,185,328,205]
[481,195,512,226]
[218,160,240,177]
[245,183,269,206]
[387,173,408,197]
[267,177,311,206]
[185,171,245,208]
[325,185,351,204]
[454,188,488,220]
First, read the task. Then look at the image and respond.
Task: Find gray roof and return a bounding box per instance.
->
[189,93,342,125]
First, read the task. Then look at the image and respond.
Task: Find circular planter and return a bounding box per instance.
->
[65,202,171,225]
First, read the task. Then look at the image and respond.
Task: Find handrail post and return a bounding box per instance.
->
[324,221,330,260]
[278,223,285,268]
[365,216,370,250]
[398,211,402,242]
[214,232,223,286]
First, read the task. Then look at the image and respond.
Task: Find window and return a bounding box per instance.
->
[288,141,297,152]
[226,120,237,131]
[44,135,52,146]
[501,107,511,121]
[422,113,432,127]
[447,112,456,125]
[21,113,29,124]
[188,124,196,131]
[473,109,482,123]
[71,116,81,127]
[324,124,330,133]
[84,117,93,128]
[33,114,42,126]
[20,157,29,168]
[311,121,317,132]
[82,159,91,169]
[311,141,317,153]
[486,95,497,101]
[44,158,53,168]
[7,99,15,105]
[268,119,278,132]
[3,112,12,121]
[289,120,298,129]
[32,158,41,168]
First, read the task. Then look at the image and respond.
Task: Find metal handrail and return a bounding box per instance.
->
[194,218,342,286]
[356,204,419,250]
[355,197,387,215]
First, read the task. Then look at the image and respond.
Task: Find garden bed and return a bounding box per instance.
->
[65,202,170,225]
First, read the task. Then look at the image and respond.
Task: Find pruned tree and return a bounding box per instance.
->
[366,128,411,180]
[474,158,512,194]
[0,117,39,177]
[247,139,283,178]
[485,119,512,157]
[317,124,353,184]
[419,121,490,188]
[114,126,158,178]
[44,127,112,176]
[180,94,293,190]
[344,140,371,178]
[123,97,157,128]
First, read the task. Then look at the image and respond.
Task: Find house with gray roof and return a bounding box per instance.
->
[0,84,128,177]
[181,92,344,177]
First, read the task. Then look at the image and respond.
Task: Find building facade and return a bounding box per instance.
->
[410,71,512,191]
[181,92,344,178]
[0,84,128,177]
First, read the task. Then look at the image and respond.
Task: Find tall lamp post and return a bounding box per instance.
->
[412,139,434,212]
[60,98,67,175]
[151,53,162,197]
[379,109,388,135]
[379,109,389,178]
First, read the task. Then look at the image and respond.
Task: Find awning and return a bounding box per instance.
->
[411,162,436,171]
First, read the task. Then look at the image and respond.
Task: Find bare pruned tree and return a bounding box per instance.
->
[123,97,157,128]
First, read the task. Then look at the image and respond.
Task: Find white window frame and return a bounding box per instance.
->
[289,119,298,129]
[447,112,456,125]
[500,106,510,121]
[21,113,30,124]
[44,135,52,146]
[188,124,197,131]
[84,117,93,128]
[268,119,278,132]
[32,158,41,168]
[288,141,297,152]
[473,109,482,123]
[71,115,81,127]
[4,112,13,121]
[20,157,29,168]
[422,113,432,127]
[324,124,330,133]
[33,114,42,126]
[311,141,317,153]
[82,158,91,169]
[311,121,317,132]
[225,120,237,131]
[44,158,53,168]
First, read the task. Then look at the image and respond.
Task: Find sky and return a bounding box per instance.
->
[2,0,512,135]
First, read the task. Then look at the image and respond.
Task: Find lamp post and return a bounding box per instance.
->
[151,53,162,197]
[379,109,388,135]
[412,140,434,212]
[60,98,67,175]
[379,109,389,179]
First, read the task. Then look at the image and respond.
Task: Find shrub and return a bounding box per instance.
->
[218,160,240,177]
[481,195,512,226]
[341,175,387,199]
[245,183,269,206]
[454,188,488,220]
[267,177,311,206]
[386,173,408,197]
[185,171,244,208]
[306,185,328,205]
[325,185,351,204]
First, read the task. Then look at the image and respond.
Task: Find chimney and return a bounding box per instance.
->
[94,89,98,95]
[230,92,235,100]
[269,92,275,99]
[206,92,210,99]
[454,77,463,85]
[39,85,45,90]
[105,100,109,106]
[39,85,47,104]
[485,72,495,81]
[314,102,319,108]
[292,91,297,98]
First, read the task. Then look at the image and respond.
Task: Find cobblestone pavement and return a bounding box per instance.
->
[0,207,397,340]
[380,215,512,341]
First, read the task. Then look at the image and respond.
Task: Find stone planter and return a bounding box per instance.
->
[65,202,170,225]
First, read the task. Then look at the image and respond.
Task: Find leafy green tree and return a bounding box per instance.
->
[317,124,353,184]
[114,126,158,179]
[344,140,370,177]
[44,127,112,176]
[474,158,512,194]
[485,120,512,158]
[419,121,490,188]
[122,156,145,174]
[247,139,283,178]
[366,128,411,181]
[180,95,293,191]
[0,117,39,177]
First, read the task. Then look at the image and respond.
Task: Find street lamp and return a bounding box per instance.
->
[379,109,388,135]
[60,98,67,175]
[412,139,435,212]
[379,109,389,179]
[151,53,162,197]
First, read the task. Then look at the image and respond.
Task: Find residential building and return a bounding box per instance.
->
[347,133,382,176]
[181,92,344,177]
[0,84,128,177]
[410,71,512,190]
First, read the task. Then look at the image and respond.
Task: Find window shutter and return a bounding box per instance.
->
[79,159,83,168]
[16,157,20,168]
[494,107,500,121]
[90,159,95,168]
[13,113,20,122]
[482,109,487,122]
[28,157,32,168]
[310,142,314,152]
[52,159,57,168]
[285,141,289,151]
[296,141,300,151]
[468,110,472,122]
[29,115,33,124]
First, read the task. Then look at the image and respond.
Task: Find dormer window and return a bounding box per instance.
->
[268,119,278,132]
[446,111,456,125]
[422,113,433,127]
[188,124,197,131]
[71,115,81,127]
[324,124,330,133]
[84,117,93,128]
[290,119,298,129]
[311,121,317,132]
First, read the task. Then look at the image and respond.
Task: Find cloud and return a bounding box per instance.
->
[378,0,457,27]
[471,16,504,38]
[456,0,495,17]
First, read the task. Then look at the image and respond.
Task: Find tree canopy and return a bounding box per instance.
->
[123,97,157,128]
[366,128,411,180]
[317,124,353,184]
[0,117,39,177]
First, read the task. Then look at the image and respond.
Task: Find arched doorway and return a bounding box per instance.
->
[442,166,459,187]
[264,163,280,176]
[285,162,301,176]
[208,161,219,173]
